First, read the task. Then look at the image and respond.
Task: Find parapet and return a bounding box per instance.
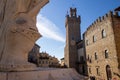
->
[65,14,81,27]
[85,10,119,35]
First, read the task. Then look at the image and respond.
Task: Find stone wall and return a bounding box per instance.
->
[0,68,87,80]
[84,11,120,80]
[112,12,120,69]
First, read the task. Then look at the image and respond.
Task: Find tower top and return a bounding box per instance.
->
[66,8,80,18]
[70,8,77,17]
[65,8,80,25]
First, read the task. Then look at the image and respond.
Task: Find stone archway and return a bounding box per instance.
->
[106,65,112,80]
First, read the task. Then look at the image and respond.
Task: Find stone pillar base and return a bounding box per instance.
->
[0,68,87,80]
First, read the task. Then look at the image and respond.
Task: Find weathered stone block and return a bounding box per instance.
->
[0,68,86,80]
[0,72,6,80]
[0,0,48,71]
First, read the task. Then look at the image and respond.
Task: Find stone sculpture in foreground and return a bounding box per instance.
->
[0,0,49,71]
[0,0,87,80]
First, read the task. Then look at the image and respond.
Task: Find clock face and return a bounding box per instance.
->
[70,40,75,45]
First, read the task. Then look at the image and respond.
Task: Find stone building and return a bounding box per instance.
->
[84,8,120,80]
[64,7,120,80]
[38,52,60,67]
[77,40,87,75]
[28,44,40,64]
[28,44,60,68]
[64,8,87,75]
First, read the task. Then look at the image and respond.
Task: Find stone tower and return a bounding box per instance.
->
[64,8,81,69]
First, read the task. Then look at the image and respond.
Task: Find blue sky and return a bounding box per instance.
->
[36,0,120,60]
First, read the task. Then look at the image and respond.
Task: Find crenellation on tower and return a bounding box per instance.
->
[70,8,77,17]
[66,8,81,21]
[66,16,81,23]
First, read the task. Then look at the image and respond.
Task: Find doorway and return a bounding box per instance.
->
[106,65,112,80]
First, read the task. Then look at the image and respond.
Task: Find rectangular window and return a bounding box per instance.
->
[96,67,100,75]
[86,40,89,46]
[89,68,92,74]
[95,53,98,60]
[102,29,106,38]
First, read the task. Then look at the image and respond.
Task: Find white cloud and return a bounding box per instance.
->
[37,14,65,43]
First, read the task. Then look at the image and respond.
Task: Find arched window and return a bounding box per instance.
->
[105,50,109,58]
[93,35,96,42]
[106,65,112,80]
[96,67,100,75]
[102,29,106,38]
[89,67,91,74]
[95,53,98,60]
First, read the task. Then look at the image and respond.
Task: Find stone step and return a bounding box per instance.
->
[0,68,87,80]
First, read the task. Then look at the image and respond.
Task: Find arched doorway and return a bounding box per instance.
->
[90,76,95,80]
[106,65,112,80]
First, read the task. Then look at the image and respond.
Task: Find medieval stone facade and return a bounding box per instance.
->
[84,8,120,80]
[64,7,120,80]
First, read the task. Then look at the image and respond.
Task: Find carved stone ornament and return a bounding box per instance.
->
[0,0,49,71]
